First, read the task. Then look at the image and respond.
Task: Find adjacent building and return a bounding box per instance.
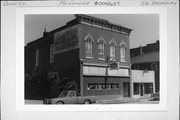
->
[130,41,159,93]
[131,70,155,98]
[25,14,132,98]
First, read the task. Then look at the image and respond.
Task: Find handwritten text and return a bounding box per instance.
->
[140,1,177,7]
[3,1,26,6]
[58,0,89,6]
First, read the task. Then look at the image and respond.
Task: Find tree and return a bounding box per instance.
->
[25,73,41,99]
[47,71,63,97]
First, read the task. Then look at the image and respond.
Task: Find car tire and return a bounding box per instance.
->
[84,100,91,104]
[56,101,64,104]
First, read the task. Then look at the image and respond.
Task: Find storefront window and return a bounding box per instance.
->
[111,83,119,89]
[101,84,106,89]
[144,83,153,94]
[97,84,102,90]
[106,84,111,89]
[87,84,97,90]
[134,83,140,95]
[87,83,119,90]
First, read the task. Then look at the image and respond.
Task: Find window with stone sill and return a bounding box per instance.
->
[110,45,116,61]
[85,34,94,59]
[109,39,117,61]
[120,42,127,62]
[97,37,106,60]
[98,43,104,55]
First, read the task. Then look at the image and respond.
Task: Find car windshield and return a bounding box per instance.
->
[58,91,69,98]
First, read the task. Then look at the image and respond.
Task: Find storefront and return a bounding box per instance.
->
[131,70,155,98]
[81,63,130,97]
[133,83,153,97]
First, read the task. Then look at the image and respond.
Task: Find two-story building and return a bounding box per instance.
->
[25,14,132,98]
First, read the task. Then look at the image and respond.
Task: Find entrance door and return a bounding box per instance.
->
[140,84,144,96]
[123,83,130,97]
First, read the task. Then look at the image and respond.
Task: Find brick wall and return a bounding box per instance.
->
[79,24,130,66]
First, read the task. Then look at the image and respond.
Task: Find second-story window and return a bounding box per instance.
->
[99,43,104,54]
[120,42,126,62]
[50,44,54,63]
[97,36,106,60]
[85,34,94,58]
[110,45,115,61]
[35,49,39,66]
[109,39,117,61]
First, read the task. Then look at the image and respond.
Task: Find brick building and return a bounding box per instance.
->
[25,14,132,98]
[130,41,159,93]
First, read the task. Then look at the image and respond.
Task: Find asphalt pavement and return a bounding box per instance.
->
[25,97,159,104]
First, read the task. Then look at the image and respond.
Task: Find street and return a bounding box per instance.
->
[25,97,159,104]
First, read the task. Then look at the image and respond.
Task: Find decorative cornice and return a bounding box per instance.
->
[75,14,132,35]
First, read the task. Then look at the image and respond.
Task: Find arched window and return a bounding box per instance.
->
[109,39,117,61]
[120,42,127,62]
[97,36,106,60]
[85,34,94,58]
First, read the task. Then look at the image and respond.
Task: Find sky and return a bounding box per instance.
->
[25,14,159,48]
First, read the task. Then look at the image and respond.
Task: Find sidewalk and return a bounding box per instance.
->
[96,96,138,104]
[25,96,159,104]
[25,100,43,104]
[130,97,159,104]
[96,96,159,104]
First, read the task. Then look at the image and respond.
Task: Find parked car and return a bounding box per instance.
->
[151,92,159,101]
[43,90,96,104]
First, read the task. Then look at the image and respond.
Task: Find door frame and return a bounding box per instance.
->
[123,82,130,97]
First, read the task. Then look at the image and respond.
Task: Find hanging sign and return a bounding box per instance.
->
[109,62,119,69]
